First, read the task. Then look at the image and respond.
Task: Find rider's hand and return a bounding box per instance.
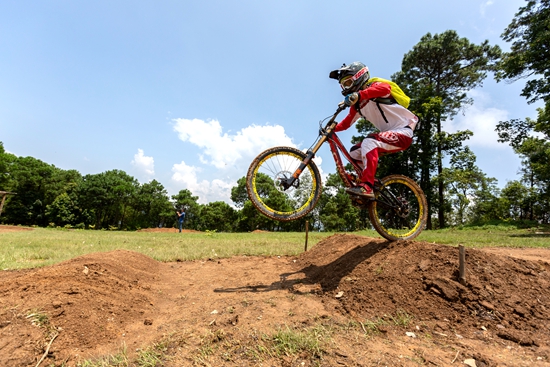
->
[344,92,359,106]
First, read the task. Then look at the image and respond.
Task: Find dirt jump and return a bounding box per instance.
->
[0,227,549,366]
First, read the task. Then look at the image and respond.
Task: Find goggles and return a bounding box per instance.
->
[340,76,354,90]
[339,66,368,90]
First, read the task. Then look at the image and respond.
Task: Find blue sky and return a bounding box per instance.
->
[0,0,541,204]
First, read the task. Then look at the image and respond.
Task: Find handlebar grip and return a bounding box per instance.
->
[347,93,359,105]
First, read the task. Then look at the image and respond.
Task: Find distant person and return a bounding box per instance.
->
[176,208,186,233]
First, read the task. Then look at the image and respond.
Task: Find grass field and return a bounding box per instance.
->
[1,224,549,270]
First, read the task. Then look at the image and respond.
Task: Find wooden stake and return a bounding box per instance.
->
[304,220,309,251]
[459,245,466,286]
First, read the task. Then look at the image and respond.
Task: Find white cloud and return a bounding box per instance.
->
[171,160,234,204]
[131,149,155,181]
[172,118,296,169]
[443,90,509,149]
[480,0,494,16]
[171,118,301,204]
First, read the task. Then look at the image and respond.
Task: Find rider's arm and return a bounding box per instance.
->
[335,82,392,132]
[334,110,358,132]
[358,81,391,100]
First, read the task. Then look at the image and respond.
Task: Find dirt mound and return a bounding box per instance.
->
[0,225,33,232]
[1,234,549,366]
[295,234,550,347]
[0,250,161,365]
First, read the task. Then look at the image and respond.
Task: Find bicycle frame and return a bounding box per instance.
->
[326,129,362,189]
[279,104,359,190]
[280,103,402,211]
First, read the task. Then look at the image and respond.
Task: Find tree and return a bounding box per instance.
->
[231,177,273,231]
[496,0,550,104]
[395,30,501,228]
[78,170,138,229]
[230,177,250,209]
[230,176,306,232]
[469,176,503,224]
[495,0,550,223]
[2,156,56,226]
[499,181,532,221]
[129,180,173,229]
[317,173,361,231]
[198,201,238,232]
[45,192,84,227]
[0,142,9,190]
[441,147,500,225]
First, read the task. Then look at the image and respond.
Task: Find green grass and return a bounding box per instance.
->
[263,324,331,358]
[0,224,548,270]
[77,346,129,367]
[0,228,335,270]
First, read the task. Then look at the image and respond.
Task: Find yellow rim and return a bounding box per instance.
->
[252,151,317,216]
[374,179,425,239]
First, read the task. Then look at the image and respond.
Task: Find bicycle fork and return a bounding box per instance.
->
[279,134,328,190]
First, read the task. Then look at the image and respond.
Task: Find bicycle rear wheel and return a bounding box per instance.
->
[368,174,427,241]
[246,147,322,221]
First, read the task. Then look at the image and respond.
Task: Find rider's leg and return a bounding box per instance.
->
[349,143,364,169]
[360,128,414,187]
[347,128,413,198]
[346,141,376,197]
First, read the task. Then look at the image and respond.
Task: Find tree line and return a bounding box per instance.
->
[1,0,549,231]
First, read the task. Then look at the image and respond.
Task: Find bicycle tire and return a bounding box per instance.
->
[246,147,322,221]
[368,174,427,241]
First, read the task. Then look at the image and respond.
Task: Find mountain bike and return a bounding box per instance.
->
[245,102,428,241]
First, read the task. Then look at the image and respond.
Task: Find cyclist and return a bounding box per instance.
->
[329,62,418,198]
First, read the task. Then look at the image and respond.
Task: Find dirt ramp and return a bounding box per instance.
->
[0,250,162,365]
[296,234,550,347]
[0,224,33,232]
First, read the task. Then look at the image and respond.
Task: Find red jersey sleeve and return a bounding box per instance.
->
[335,109,357,132]
[358,81,391,100]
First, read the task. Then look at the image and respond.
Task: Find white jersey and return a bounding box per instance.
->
[354,99,418,132]
[335,80,418,134]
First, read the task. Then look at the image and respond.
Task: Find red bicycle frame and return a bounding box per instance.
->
[325,131,362,188]
[281,103,361,192]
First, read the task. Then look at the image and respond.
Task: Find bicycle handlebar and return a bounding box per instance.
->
[320,102,348,134]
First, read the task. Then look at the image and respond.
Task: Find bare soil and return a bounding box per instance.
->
[1,226,550,366]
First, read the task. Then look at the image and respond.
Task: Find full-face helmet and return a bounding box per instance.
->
[329,62,370,96]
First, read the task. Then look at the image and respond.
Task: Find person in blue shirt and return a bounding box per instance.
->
[176,208,186,233]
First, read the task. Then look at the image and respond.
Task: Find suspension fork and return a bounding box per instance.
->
[279,134,329,190]
[279,104,346,190]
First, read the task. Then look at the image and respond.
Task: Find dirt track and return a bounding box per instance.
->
[0,227,549,366]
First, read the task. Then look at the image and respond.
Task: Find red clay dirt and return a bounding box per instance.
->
[0,227,549,366]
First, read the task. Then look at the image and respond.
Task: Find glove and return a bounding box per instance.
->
[344,92,359,106]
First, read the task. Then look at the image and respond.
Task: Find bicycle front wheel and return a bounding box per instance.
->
[246,147,322,221]
[368,174,427,241]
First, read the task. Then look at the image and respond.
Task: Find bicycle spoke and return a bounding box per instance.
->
[369,175,427,241]
[246,147,322,221]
